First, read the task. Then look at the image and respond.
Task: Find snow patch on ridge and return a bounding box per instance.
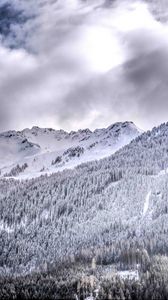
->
[143,190,151,216]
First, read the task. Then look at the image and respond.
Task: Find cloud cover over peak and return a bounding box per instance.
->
[0,0,168,132]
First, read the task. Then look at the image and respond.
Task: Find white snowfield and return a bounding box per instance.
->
[143,190,151,216]
[0,121,141,179]
[157,168,168,177]
[117,270,139,281]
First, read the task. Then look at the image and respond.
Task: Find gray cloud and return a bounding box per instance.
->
[146,0,168,23]
[0,0,168,132]
[55,25,168,130]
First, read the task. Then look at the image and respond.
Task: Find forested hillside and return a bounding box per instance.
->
[1,122,168,278]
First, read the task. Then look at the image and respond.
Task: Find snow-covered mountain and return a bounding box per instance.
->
[1,121,168,275]
[0,121,141,178]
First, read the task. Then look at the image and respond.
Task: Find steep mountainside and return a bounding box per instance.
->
[0,131,40,168]
[1,122,168,274]
[0,121,141,178]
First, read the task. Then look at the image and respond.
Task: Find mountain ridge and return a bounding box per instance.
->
[0,121,142,178]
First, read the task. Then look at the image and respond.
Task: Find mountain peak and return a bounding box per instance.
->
[0,121,142,178]
[107,121,138,131]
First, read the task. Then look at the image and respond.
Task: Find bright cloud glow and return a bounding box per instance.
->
[111,1,160,32]
[80,26,125,73]
[69,1,161,73]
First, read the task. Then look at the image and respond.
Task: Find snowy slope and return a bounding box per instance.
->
[1,122,168,274]
[0,131,40,168]
[0,121,141,178]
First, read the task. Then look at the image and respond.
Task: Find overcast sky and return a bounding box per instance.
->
[0,0,168,132]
